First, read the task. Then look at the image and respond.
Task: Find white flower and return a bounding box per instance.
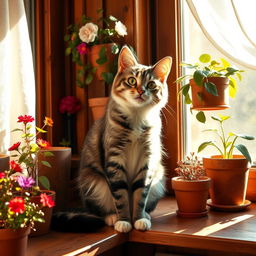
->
[115,21,127,37]
[79,22,98,43]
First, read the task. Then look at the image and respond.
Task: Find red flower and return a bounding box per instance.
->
[76,42,88,55]
[17,115,35,124]
[59,96,81,115]
[9,161,22,172]
[8,197,25,214]
[36,139,51,148]
[8,142,21,151]
[40,193,55,208]
[0,172,5,178]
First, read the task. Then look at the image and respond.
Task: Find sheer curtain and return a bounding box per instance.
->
[186,0,256,70]
[0,0,35,153]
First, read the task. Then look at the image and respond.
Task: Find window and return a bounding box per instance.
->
[181,0,256,162]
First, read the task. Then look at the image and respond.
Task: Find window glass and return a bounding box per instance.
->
[181,0,256,162]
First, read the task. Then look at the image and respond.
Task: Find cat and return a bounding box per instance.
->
[52,46,172,233]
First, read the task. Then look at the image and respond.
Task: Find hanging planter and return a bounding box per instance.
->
[0,227,30,256]
[176,53,244,123]
[246,166,256,202]
[88,43,116,82]
[88,97,109,122]
[190,77,229,110]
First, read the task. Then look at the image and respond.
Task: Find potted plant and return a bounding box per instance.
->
[246,165,256,202]
[0,167,54,255]
[8,115,56,235]
[198,114,255,210]
[176,54,244,122]
[172,152,211,218]
[64,9,128,87]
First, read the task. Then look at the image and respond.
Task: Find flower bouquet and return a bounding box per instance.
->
[65,9,128,86]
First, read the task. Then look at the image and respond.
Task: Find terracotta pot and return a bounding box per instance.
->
[246,167,256,202]
[88,43,115,80]
[0,226,30,256]
[172,176,211,217]
[0,154,9,172]
[190,77,230,110]
[203,155,249,206]
[88,97,109,121]
[30,190,55,236]
[38,147,71,211]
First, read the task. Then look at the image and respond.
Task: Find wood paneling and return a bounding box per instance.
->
[154,0,183,191]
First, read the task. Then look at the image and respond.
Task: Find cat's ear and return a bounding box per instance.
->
[118,46,138,72]
[152,57,172,82]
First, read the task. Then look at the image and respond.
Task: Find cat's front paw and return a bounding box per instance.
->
[134,218,151,231]
[105,214,118,226]
[114,220,132,233]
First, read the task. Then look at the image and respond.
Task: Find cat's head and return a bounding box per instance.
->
[111,46,172,110]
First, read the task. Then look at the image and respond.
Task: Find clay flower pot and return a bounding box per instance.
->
[246,167,256,202]
[88,43,115,80]
[0,226,30,256]
[30,190,56,236]
[88,97,109,121]
[203,155,250,208]
[0,154,9,172]
[190,77,230,110]
[172,176,211,217]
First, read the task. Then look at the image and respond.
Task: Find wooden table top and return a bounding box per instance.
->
[27,197,256,256]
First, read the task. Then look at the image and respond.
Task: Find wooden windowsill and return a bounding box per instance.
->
[27,197,256,256]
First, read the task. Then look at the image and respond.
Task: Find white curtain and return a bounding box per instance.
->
[186,0,256,70]
[0,0,35,153]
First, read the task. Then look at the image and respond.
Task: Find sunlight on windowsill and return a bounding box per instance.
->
[192,214,254,236]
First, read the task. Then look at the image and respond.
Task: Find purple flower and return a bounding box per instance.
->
[17,176,35,188]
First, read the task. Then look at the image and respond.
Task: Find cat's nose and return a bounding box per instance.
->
[137,88,145,95]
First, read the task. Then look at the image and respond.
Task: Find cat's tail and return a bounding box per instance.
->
[51,211,105,232]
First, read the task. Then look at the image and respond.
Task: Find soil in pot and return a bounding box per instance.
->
[190,77,230,110]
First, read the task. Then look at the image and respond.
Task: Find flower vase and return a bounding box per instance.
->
[88,97,109,122]
[88,43,115,81]
[30,190,56,236]
[0,227,30,256]
[0,154,9,172]
[38,147,71,211]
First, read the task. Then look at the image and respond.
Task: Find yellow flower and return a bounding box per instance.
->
[44,117,54,127]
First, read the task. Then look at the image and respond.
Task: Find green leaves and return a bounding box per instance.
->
[196,111,206,123]
[102,72,114,85]
[96,46,108,65]
[198,141,213,153]
[41,161,52,168]
[204,82,218,96]
[193,70,206,86]
[199,54,211,63]
[39,176,50,190]
[235,144,252,163]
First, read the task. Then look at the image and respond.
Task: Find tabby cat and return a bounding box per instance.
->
[52,46,172,233]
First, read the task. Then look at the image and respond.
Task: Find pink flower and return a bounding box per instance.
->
[77,43,88,55]
[40,193,55,208]
[59,96,81,115]
[36,138,51,148]
[17,176,35,188]
[8,142,21,151]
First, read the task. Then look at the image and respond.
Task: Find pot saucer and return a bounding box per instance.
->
[176,209,208,218]
[207,199,251,212]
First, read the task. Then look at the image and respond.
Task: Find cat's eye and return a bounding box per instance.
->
[127,77,137,86]
[147,81,156,90]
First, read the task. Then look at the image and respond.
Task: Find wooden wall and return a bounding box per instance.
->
[35,0,182,190]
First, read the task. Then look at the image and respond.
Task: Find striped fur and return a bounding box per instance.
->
[53,46,172,233]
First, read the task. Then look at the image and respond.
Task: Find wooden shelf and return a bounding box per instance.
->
[27,197,256,255]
